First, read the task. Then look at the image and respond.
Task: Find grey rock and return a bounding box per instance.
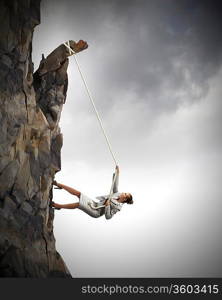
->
[1,54,12,68]
[0,0,82,278]
[2,196,17,219]
[20,201,33,215]
[0,246,26,277]
[0,160,20,198]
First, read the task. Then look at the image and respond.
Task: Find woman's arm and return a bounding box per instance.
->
[104,201,113,220]
[103,166,120,206]
[112,165,119,194]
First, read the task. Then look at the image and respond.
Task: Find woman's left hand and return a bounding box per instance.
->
[105,199,110,206]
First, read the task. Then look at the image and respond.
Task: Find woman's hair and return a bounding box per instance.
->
[125,193,133,204]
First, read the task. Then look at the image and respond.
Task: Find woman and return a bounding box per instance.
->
[51,166,133,219]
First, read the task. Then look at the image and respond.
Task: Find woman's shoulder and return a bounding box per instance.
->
[112,192,121,198]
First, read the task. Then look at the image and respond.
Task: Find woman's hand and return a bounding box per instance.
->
[105,199,111,206]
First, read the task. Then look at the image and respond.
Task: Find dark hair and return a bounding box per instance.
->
[126,193,133,204]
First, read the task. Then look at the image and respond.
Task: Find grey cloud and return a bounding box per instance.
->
[33,0,222,277]
[37,0,222,115]
[33,0,222,163]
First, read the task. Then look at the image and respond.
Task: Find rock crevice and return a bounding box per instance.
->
[0,0,87,277]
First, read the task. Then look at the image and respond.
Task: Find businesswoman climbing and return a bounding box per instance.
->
[51,166,133,219]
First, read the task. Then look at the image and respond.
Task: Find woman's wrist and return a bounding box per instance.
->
[105,200,110,206]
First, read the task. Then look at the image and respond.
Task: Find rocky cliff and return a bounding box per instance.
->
[0,0,87,277]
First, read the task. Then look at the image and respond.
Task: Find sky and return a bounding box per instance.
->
[32,0,222,277]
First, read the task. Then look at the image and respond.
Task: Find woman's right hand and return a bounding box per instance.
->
[105,199,111,206]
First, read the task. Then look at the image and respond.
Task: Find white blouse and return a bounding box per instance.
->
[90,172,123,219]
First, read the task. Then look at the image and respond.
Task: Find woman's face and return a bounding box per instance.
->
[121,193,131,202]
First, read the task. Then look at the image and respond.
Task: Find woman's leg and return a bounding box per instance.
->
[54,181,81,198]
[51,201,80,209]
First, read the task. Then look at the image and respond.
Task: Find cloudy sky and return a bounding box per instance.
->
[33,0,222,277]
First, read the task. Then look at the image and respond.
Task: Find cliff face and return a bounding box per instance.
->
[0,0,86,277]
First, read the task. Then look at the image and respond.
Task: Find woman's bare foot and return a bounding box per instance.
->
[53,180,62,189]
[51,201,61,209]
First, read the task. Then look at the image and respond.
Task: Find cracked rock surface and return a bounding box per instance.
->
[0,0,83,277]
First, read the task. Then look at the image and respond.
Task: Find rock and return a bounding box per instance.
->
[2,195,17,219]
[0,0,87,278]
[0,246,26,277]
[0,160,20,198]
[20,201,33,215]
[51,133,63,172]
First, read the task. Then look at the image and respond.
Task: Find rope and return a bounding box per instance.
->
[89,169,118,209]
[107,169,118,201]
[63,41,118,167]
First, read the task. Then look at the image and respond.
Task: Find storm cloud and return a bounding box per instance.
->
[33,0,222,277]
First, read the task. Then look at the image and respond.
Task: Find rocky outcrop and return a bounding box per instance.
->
[0,0,87,277]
